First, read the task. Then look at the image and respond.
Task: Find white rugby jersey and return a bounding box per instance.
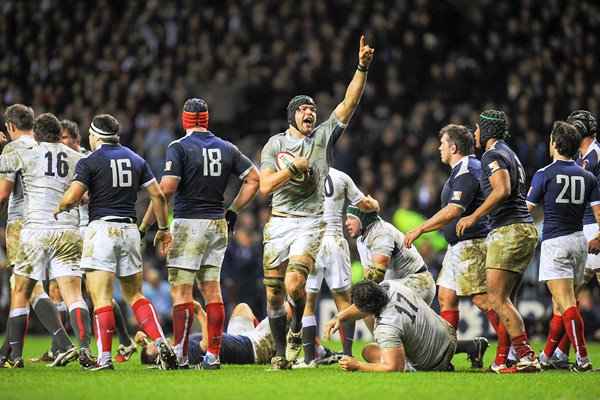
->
[0,134,37,223]
[244,317,276,364]
[0,142,82,228]
[375,280,454,371]
[323,168,364,237]
[357,219,425,279]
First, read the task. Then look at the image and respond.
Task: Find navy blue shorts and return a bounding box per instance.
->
[188,333,255,364]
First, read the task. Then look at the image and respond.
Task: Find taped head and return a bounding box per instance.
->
[477,110,509,146]
[287,95,316,131]
[182,98,209,130]
[346,205,379,231]
[566,110,597,138]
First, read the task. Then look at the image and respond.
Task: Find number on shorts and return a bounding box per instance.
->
[202,148,222,176]
[44,151,69,177]
[110,159,133,187]
[394,292,418,324]
[556,174,585,204]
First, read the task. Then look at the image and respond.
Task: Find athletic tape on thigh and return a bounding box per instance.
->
[287,262,310,278]
[263,276,284,289]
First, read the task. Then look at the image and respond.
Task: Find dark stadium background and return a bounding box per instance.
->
[0,0,599,341]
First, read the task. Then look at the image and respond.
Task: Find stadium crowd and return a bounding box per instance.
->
[0,0,600,371]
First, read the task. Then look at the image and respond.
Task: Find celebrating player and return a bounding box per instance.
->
[298,168,379,368]
[55,114,176,371]
[456,110,539,373]
[141,98,259,369]
[403,124,493,368]
[259,36,374,370]
[526,121,599,372]
[0,113,93,368]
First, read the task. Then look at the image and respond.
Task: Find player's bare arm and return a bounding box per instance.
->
[0,179,14,212]
[334,35,375,125]
[365,254,390,283]
[229,166,260,212]
[340,347,405,372]
[357,195,379,213]
[588,204,600,255]
[259,156,309,196]
[54,181,86,219]
[140,176,179,232]
[456,169,510,237]
[324,304,368,339]
[145,180,173,254]
[405,204,462,248]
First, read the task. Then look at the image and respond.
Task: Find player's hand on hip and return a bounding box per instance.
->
[403,229,420,248]
[588,239,600,255]
[293,155,309,173]
[339,356,358,371]
[154,231,173,255]
[324,316,341,340]
[53,207,62,220]
[358,35,374,67]
[456,215,474,237]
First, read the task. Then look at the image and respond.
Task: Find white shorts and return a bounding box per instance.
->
[227,316,255,335]
[397,270,436,306]
[539,232,587,284]
[263,216,326,269]
[81,220,142,277]
[13,227,82,281]
[583,224,600,272]
[5,219,24,267]
[307,235,351,293]
[437,238,487,296]
[167,218,227,280]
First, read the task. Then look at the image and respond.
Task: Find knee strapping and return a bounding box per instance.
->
[287,262,310,278]
[267,305,287,318]
[263,276,284,289]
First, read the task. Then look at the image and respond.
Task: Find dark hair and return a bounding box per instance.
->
[440,124,474,155]
[140,346,158,365]
[92,114,119,135]
[551,121,581,159]
[477,109,509,145]
[33,113,62,143]
[351,280,389,315]
[61,119,80,139]
[4,104,34,131]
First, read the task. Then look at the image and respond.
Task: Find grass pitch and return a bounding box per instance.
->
[1,337,599,400]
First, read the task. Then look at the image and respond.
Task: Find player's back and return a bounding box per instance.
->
[165,131,253,219]
[322,168,364,237]
[376,280,453,371]
[3,142,82,228]
[75,143,154,222]
[576,140,600,224]
[527,160,599,241]
[0,134,37,222]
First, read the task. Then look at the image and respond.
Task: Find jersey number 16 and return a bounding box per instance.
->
[110,159,132,187]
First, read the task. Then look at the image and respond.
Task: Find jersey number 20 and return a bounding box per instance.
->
[556,174,585,204]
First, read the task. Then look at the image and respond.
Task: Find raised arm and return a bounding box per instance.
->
[333,35,375,125]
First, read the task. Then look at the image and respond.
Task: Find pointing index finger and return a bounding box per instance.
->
[360,35,365,49]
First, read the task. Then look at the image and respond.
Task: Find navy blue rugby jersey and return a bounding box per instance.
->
[527,159,600,241]
[575,141,600,225]
[74,143,155,222]
[163,130,255,219]
[480,140,533,229]
[440,156,490,245]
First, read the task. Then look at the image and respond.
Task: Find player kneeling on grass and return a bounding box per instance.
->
[526,121,600,372]
[324,280,489,372]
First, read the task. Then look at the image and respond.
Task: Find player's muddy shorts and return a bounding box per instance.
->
[307,234,351,293]
[539,231,586,284]
[486,223,537,274]
[438,238,487,296]
[263,216,326,269]
[167,218,228,283]
[5,219,24,268]
[397,268,436,306]
[583,224,600,272]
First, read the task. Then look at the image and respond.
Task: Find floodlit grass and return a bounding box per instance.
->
[1,337,600,400]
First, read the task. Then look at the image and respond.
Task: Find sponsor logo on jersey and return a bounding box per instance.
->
[488,160,501,173]
[451,191,462,201]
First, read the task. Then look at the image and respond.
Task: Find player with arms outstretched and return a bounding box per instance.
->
[259,36,374,370]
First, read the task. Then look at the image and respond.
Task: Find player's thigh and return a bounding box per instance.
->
[227,316,255,335]
[400,271,436,306]
[55,275,84,305]
[116,225,144,277]
[539,233,587,285]
[12,228,53,282]
[322,236,352,293]
[84,269,116,307]
[48,228,83,282]
[167,218,226,273]
[582,223,600,272]
[453,239,487,296]
[486,223,537,273]
[81,221,120,274]
[5,219,24,268]
[437,244,457,291]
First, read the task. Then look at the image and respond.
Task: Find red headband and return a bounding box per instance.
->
[182,110,209,130]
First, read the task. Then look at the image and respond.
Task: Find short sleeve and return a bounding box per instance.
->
[589,173,600,206]
[0,144,18,182]
[163,143,184,179]
[260,138,278,171]
[448,173,479,211]
[526,170,545,207]
[141,160,156,187]
[369,230,395,259]
[0,151,23,176]
[229,142,256,179]
[374,324,404,349]
[319,111,347,149]
[73,157,91,188]
[482,150,509,177]
[344,172,365,205]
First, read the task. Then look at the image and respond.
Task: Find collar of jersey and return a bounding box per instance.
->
[581,140,600,158]
[450,155,472,169]
[285,129,311,141]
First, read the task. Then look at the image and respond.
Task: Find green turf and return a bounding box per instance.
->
[1,337,600,400]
